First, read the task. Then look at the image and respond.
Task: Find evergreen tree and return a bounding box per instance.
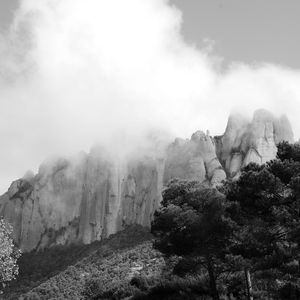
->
[152,179,236,300]
[152,142,300,299]
[224,142,300,298]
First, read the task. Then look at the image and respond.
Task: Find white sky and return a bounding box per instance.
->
[0,0,300,193]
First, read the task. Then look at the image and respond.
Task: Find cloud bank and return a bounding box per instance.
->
[0,0,300,193]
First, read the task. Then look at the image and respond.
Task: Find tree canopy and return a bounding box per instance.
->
[0,217,21,292]
[152,179,237,300]
[151,142,300,299]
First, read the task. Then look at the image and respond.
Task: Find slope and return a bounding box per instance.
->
[3,226,164,300]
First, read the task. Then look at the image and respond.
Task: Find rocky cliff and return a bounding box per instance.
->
[0,109,294,251]
[216,109,294,178]
[164,131,226,185]
[0,150,165,252]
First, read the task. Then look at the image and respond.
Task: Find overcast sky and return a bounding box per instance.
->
[0,0,300,193]
[172,0,300,68]
[1,0,300,67]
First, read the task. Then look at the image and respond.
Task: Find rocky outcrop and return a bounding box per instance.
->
[0,109,294,251]
[216,109,294,178]
[164,131,226,186]
[0,149,165,252]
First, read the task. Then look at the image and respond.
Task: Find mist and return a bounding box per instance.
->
[0,0,300,193]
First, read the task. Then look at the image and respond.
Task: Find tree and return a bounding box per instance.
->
[151,179,236,300]
[224,142,300,299]
[276,141,300,162]
[152,142,300,299]
[0,217,21,292]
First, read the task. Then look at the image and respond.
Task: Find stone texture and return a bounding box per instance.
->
[164,131,226,186]
[0,109,294,252]
[216,109,294,177]
[0,148,165,252]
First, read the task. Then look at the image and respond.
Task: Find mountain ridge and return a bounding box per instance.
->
[0,109,294,252]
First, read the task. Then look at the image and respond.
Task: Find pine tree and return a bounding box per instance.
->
[224,141,300,298]
[152,179,236,300]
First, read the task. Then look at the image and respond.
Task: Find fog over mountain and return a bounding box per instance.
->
[0,0,300,194]
[0,109,293,252]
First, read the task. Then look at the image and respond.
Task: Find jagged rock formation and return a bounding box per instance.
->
[0,149,164,252]
[164,131,226,185]
[216,109,294,178]
[0,109,294,251]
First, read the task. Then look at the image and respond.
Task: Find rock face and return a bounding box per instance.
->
[0,109,294,252]
[164,131,226,186]
[0,150,164,252]
[216,109,294,178]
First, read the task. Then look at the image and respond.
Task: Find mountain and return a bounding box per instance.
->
[217,109,293,178]
[0,109,294,252]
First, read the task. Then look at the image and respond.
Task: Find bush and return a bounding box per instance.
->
[0,218,21,293]
[173,258,201,276]
[278,282,300,300]
[131,276,210,300]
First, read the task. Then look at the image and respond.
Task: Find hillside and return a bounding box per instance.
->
[3,226,165,299]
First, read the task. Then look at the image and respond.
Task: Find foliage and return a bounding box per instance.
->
[223,142,300,298]
[276,141,300,162]
[4,141,300,300]
[151,141,300,299]
[4,225,165,300]
[131,275,210,300]
[0,217,21,292]
[153,179,235,257]
[152,179,238,300]
[278,282,300,299]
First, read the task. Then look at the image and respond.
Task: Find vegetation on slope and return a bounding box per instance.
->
[4,226,160,299]
[150,141,300,300]
[4,141,300,300]
[5,226,212,300]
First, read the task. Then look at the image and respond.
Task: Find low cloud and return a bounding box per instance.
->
[0,0,300,193]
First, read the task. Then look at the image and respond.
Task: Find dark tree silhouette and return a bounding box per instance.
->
[152,179,236,300]
[224,142,300,299]
[152,142,300,300]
